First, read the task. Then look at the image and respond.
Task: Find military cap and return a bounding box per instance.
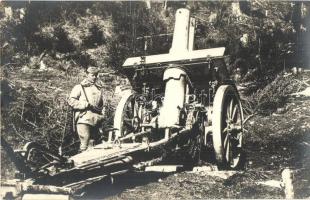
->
[87,66,99,74]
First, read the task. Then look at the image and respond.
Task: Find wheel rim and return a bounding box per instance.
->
[223,95,242,168]
[121,95,140,136]
[212,85,243,169]
[114,93,141,138]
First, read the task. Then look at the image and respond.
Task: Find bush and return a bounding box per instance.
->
[241,73,308,116]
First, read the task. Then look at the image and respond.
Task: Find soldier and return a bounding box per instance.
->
[68,66,105,152]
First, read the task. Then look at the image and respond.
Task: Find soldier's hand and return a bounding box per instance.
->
[88,104,101,113]
[88,104,95,110]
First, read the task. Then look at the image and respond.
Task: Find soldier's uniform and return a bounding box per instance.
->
[68,67,105,151]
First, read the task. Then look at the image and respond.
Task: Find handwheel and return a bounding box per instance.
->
[114,92,141,139]
[212,85,244,169]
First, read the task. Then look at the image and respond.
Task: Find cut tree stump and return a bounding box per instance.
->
[282,168,295,199]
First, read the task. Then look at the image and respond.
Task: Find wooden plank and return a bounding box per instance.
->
[22,194,70,200]
[257,180,282,189]
[69,143,141,166]
[145,165,183,172]
[122,47,225,67]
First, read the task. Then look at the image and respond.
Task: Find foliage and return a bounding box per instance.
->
[1,1,309,72]
[1,79,68,153]
[241,73,309,116]
[189,1,309,74]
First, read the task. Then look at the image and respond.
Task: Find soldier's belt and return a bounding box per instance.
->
[90,108,102,115]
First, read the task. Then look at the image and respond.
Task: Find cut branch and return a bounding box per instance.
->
[11,123,29,141]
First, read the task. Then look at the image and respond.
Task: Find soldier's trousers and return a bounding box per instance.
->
[76,124,98,151]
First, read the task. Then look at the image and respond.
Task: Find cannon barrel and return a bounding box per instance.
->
[170,8,192,54]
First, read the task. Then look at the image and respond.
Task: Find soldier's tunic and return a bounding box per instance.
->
[68,79,105,150]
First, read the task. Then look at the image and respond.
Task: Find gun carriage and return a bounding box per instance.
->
[1,8,244,200]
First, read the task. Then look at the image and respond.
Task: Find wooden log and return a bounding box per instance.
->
[25,184,72,195]
[1,180,72,199]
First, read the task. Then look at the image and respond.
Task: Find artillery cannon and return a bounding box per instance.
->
[113,8,244,169]
[1,8,244,200]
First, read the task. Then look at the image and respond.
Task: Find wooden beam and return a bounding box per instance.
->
[123,47,225,67]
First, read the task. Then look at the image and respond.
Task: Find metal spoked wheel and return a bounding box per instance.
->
[212,85,244,170]
[114,92,141,139]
